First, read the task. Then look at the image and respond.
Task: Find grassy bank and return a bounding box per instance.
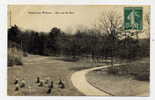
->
[8,55,102,96]
[108,58,150,81]
[86,57,150,96]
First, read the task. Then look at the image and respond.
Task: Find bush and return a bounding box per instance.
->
[8,55,23,66]
[14,56,23,65]
[135,71,150,81]
[8,47,23,66]
[23,52,28,57]
[8,56,15,66]
[107,59,150,81]
[107,66,119,75]
[117,37,140,59]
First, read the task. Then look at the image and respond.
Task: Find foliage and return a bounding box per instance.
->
[8,47,23,66]
[8,21,149,62]
[107,59,150,81]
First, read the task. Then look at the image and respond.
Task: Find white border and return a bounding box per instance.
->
[0,0,153,5]
[0,0,155,100]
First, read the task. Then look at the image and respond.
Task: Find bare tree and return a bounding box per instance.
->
[95,10,123,66]
[96,10,122,36]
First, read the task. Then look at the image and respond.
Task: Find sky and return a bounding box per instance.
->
[8,5,150,38]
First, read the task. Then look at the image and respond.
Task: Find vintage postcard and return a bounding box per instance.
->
[7,5,150,96]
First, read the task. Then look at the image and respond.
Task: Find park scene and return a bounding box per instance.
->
[8,5,150,96]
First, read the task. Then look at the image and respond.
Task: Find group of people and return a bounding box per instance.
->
[14,77,65,94]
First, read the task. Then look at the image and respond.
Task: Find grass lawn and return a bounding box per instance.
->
[108,58,150,81]
[86,57,150,96]
[8,55,101,96]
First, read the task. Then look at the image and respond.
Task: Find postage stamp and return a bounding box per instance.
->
[124,7,143,30]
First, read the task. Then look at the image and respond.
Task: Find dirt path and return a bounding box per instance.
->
[71,64,124,96]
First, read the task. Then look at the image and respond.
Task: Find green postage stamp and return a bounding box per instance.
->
[124,7,143,30]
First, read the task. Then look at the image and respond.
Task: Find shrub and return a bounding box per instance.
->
[107,59,150,81]
[107,66,119,75]
[23,52,28,57]
[14,56,23,65]
[8,47,23,66]
[8,56,15,66]
[135,71,150,81]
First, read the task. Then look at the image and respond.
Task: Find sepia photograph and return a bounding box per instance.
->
[7,5,150,96]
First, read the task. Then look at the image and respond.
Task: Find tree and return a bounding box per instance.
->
[95,11,123,66]
[48,27,62,55]
[8,25,22,48]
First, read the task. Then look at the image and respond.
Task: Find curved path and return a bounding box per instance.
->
[71,64,124,96]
